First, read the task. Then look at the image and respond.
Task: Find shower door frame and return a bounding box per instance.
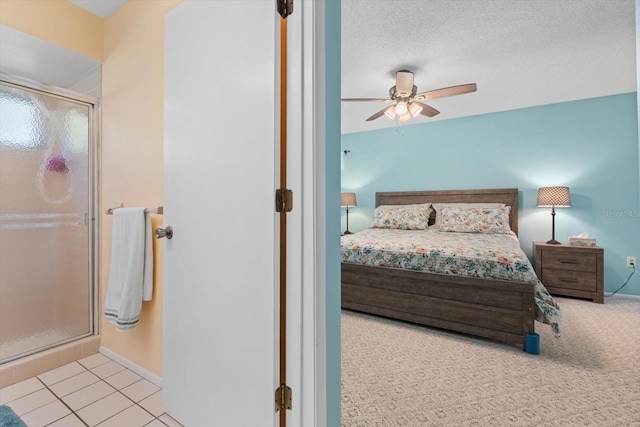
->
[0,73,100,364]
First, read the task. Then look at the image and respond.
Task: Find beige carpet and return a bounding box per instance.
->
[341,295,640,426]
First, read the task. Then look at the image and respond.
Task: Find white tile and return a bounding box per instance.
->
[138,391,163,417]
[7,388,57,416]
[48,413,87,427]
[159,413,185,427]
[144,420,168,427]
[62,380,116,411]
[50,370,101,397]
[96,404,154,427]
[78,353,112,370]
[20,400,70,427]
[0,377,44,405]
[121,379,160,403]
[76,391,133,426]
[91,361,126,379]
[103,369,141,390]
[38,362,86,386]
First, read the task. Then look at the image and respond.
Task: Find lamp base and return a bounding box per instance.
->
[546,238,561,245]
[343,230,352,235]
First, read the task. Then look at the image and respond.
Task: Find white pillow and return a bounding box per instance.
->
[370,203,432,230]
[432,203,506,227]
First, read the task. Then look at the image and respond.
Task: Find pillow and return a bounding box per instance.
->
[432,203,506,227]
[438,206,512,234]
[370,203,432,230]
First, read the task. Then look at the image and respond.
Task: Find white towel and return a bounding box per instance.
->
[105,207,154,331]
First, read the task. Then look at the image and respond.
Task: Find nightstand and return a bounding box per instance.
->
[532,242,604,303]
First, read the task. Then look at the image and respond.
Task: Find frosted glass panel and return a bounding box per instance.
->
[0,82,94,363]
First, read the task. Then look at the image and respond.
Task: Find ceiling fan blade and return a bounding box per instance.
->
[414,102,440,118]
[366,105,394,121]
[396,70,414,96]
[413,83,477,101]
[341,98,393,102]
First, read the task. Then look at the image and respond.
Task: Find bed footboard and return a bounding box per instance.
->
[341,263,536,347]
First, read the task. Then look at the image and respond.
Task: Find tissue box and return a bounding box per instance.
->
[569,237,596,247]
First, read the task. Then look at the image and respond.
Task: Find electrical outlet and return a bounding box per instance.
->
[627,256,636,268]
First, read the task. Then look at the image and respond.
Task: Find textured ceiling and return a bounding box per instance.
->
[341,0,637,134]
[62,0,638,135]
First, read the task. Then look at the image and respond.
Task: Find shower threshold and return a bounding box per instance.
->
[0,335,100,388]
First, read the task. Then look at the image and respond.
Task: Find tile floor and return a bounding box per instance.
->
[0,352,184,427]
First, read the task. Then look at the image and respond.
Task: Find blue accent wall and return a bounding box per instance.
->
[325,0,341,425]
[342,93,640,296]
[636,0,640,202]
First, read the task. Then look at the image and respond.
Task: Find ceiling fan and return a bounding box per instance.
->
[342,70,477,122]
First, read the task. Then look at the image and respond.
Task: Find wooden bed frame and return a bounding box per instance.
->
[341,188,536,348]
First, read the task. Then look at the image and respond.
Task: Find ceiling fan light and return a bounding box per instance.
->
[398,112,413,122]
[384,107,397,120]
[395,101,408,116]
[408,102,423,117]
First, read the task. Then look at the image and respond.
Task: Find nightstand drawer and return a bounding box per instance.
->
[542,251,596,273]
[542,268,597,292]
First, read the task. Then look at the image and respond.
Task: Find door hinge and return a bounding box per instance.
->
[275,188,293,213]
[276,0,293,18]
[275,384,292,412]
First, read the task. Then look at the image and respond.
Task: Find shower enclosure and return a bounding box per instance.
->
[0,77,98,364]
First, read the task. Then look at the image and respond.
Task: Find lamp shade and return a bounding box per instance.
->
[536,186,571,207]
[341,192,357,207]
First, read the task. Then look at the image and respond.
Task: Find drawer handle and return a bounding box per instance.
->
[559,278,579,283]
[558,259,578,264]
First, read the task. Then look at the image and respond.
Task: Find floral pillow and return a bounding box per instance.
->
[432,202,505,227]
[370,204,432,230]
[438,206,512,234]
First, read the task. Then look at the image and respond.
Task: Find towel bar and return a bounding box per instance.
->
[106,204,163,215]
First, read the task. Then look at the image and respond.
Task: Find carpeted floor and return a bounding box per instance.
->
[341,295,640,426]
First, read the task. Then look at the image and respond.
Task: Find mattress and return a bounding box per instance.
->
[341,228,562,335]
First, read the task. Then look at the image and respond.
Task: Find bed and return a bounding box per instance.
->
[340,188,561,349]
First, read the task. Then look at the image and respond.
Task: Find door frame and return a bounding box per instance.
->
[287,1,328,425]
[282,0,341,425]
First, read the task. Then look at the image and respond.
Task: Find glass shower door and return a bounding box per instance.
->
[0,80,96,364]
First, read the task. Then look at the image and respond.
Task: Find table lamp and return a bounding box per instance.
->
[537,186,571,244]
[341,192,357,235]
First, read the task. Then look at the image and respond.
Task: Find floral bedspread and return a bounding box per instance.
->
[341,228,562,335]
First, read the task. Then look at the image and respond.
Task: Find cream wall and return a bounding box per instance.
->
[101,0,181,377]
[0,0,103,61]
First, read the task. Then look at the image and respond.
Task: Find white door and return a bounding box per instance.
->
[163,2,279,425]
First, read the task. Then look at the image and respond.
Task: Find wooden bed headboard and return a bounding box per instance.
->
[375,188,519,236]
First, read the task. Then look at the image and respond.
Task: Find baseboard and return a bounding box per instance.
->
[99,346,162,388]
[612,293,640,300]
